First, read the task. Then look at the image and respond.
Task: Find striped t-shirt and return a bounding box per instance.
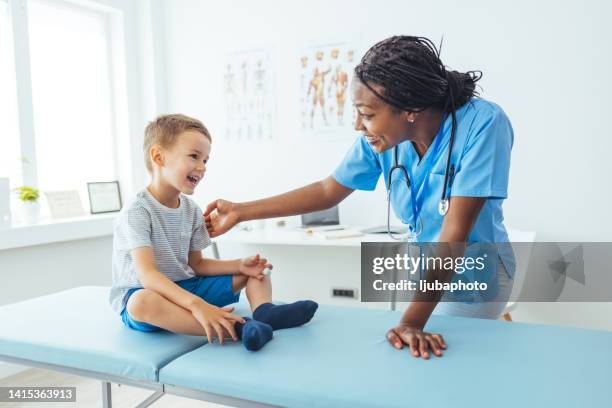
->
[109,188,211,314]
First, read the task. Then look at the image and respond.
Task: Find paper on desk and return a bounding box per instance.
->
[305,225,347,233]
[314,228,364,240]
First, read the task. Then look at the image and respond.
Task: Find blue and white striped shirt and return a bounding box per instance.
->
[109,188,210,314]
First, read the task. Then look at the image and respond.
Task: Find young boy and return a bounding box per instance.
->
[109,114,318,351]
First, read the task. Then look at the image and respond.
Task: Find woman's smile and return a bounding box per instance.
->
[365,135,381,145]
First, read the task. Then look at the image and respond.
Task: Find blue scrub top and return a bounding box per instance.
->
[333,98,515,277]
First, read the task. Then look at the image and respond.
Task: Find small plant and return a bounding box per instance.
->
[13,186,39,202]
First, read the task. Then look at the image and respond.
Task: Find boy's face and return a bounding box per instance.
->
[158,130,211,195]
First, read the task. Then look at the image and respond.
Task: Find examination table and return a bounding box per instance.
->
[0,286,611,407]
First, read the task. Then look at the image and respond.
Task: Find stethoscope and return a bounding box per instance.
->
[386,114,456,242]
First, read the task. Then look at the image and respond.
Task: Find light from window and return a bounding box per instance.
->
[28,0,116,192]
[0,1,24,189]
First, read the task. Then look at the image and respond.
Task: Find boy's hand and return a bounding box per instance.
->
[239,254,272,280]
[204,199,240,237]
[190,301,245,345]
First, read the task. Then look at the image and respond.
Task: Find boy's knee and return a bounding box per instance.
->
[255,275,272,285]
[245,274,271,289]
[127,289,160,321]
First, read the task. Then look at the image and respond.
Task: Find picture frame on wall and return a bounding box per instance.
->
[87,181,122,214]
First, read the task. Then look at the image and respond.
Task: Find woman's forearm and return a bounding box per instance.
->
[238,176,353,222]
[399,197,485,328]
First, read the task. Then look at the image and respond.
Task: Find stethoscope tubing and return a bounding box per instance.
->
[386,118,455,241]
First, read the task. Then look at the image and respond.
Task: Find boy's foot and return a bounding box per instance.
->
[236,318,273,351]
[253,301,318,331]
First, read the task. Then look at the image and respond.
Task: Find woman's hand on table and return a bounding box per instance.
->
[204,199,240,237]
[386,324,446,359]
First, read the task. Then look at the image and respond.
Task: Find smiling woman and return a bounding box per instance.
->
[204,35,514,361]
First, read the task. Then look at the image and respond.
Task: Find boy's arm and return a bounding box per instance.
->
[189,250,272,280]
[188,250,241,276]
[133,247,211,310]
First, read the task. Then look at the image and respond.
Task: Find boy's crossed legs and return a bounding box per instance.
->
[124,275,317,351]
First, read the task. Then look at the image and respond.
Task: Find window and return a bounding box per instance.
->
[28,0,116,192]
[2,0,131,227]
[0,0,23,188]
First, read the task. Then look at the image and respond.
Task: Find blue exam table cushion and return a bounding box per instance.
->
[159,304,612,408]
[0,286,206,382]
[2,287,612,408]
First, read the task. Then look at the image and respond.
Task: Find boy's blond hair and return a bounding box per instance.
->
[143,114,211,173]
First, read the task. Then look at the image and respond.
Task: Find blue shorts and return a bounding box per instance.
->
[120,275,240,332]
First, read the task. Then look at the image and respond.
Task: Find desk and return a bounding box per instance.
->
[214,226,394,248]
[211,227,401,309]
[214,226,535,248]
[213,227,535,312]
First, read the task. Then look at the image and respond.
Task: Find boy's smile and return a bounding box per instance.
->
[186,173,201,189]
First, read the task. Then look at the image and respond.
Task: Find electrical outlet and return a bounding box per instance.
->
[331,288,358,298]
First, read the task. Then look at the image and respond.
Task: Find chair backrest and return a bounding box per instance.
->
[506,227,537,305]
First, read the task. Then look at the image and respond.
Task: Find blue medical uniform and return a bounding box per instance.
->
[333,98,515,277]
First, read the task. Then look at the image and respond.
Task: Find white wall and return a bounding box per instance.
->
[0,237,112,307]
[155,0,612,329]
[157,0,612,241]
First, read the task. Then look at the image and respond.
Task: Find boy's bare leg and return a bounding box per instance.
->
[128,287,272,350]
[128,275,265,334]
[126,289,207,336]
[245,275,273,312]
[231,274,272,312]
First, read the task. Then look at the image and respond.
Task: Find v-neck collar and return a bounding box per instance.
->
[405,114,450,173]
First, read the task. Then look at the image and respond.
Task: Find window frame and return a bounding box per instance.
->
[7,0,125,190]
[1,0,160,249]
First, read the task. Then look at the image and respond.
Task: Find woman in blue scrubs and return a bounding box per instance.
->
[205,36,514,359]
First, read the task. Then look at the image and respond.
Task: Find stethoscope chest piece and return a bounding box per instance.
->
[438,198,450,216]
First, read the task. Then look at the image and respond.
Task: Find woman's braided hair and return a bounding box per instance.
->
[354,35,481,114]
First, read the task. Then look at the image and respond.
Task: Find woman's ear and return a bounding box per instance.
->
[150,144,164,168]
[403,111,418,123]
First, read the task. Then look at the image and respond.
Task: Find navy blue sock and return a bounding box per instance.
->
[253,301,318,331]
[235,318,273,351]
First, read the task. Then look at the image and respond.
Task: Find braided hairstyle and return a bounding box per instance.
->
[355,35,481,114]
[355,36,482,199]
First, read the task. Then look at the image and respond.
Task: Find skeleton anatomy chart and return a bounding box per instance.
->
[224,50,275,141]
